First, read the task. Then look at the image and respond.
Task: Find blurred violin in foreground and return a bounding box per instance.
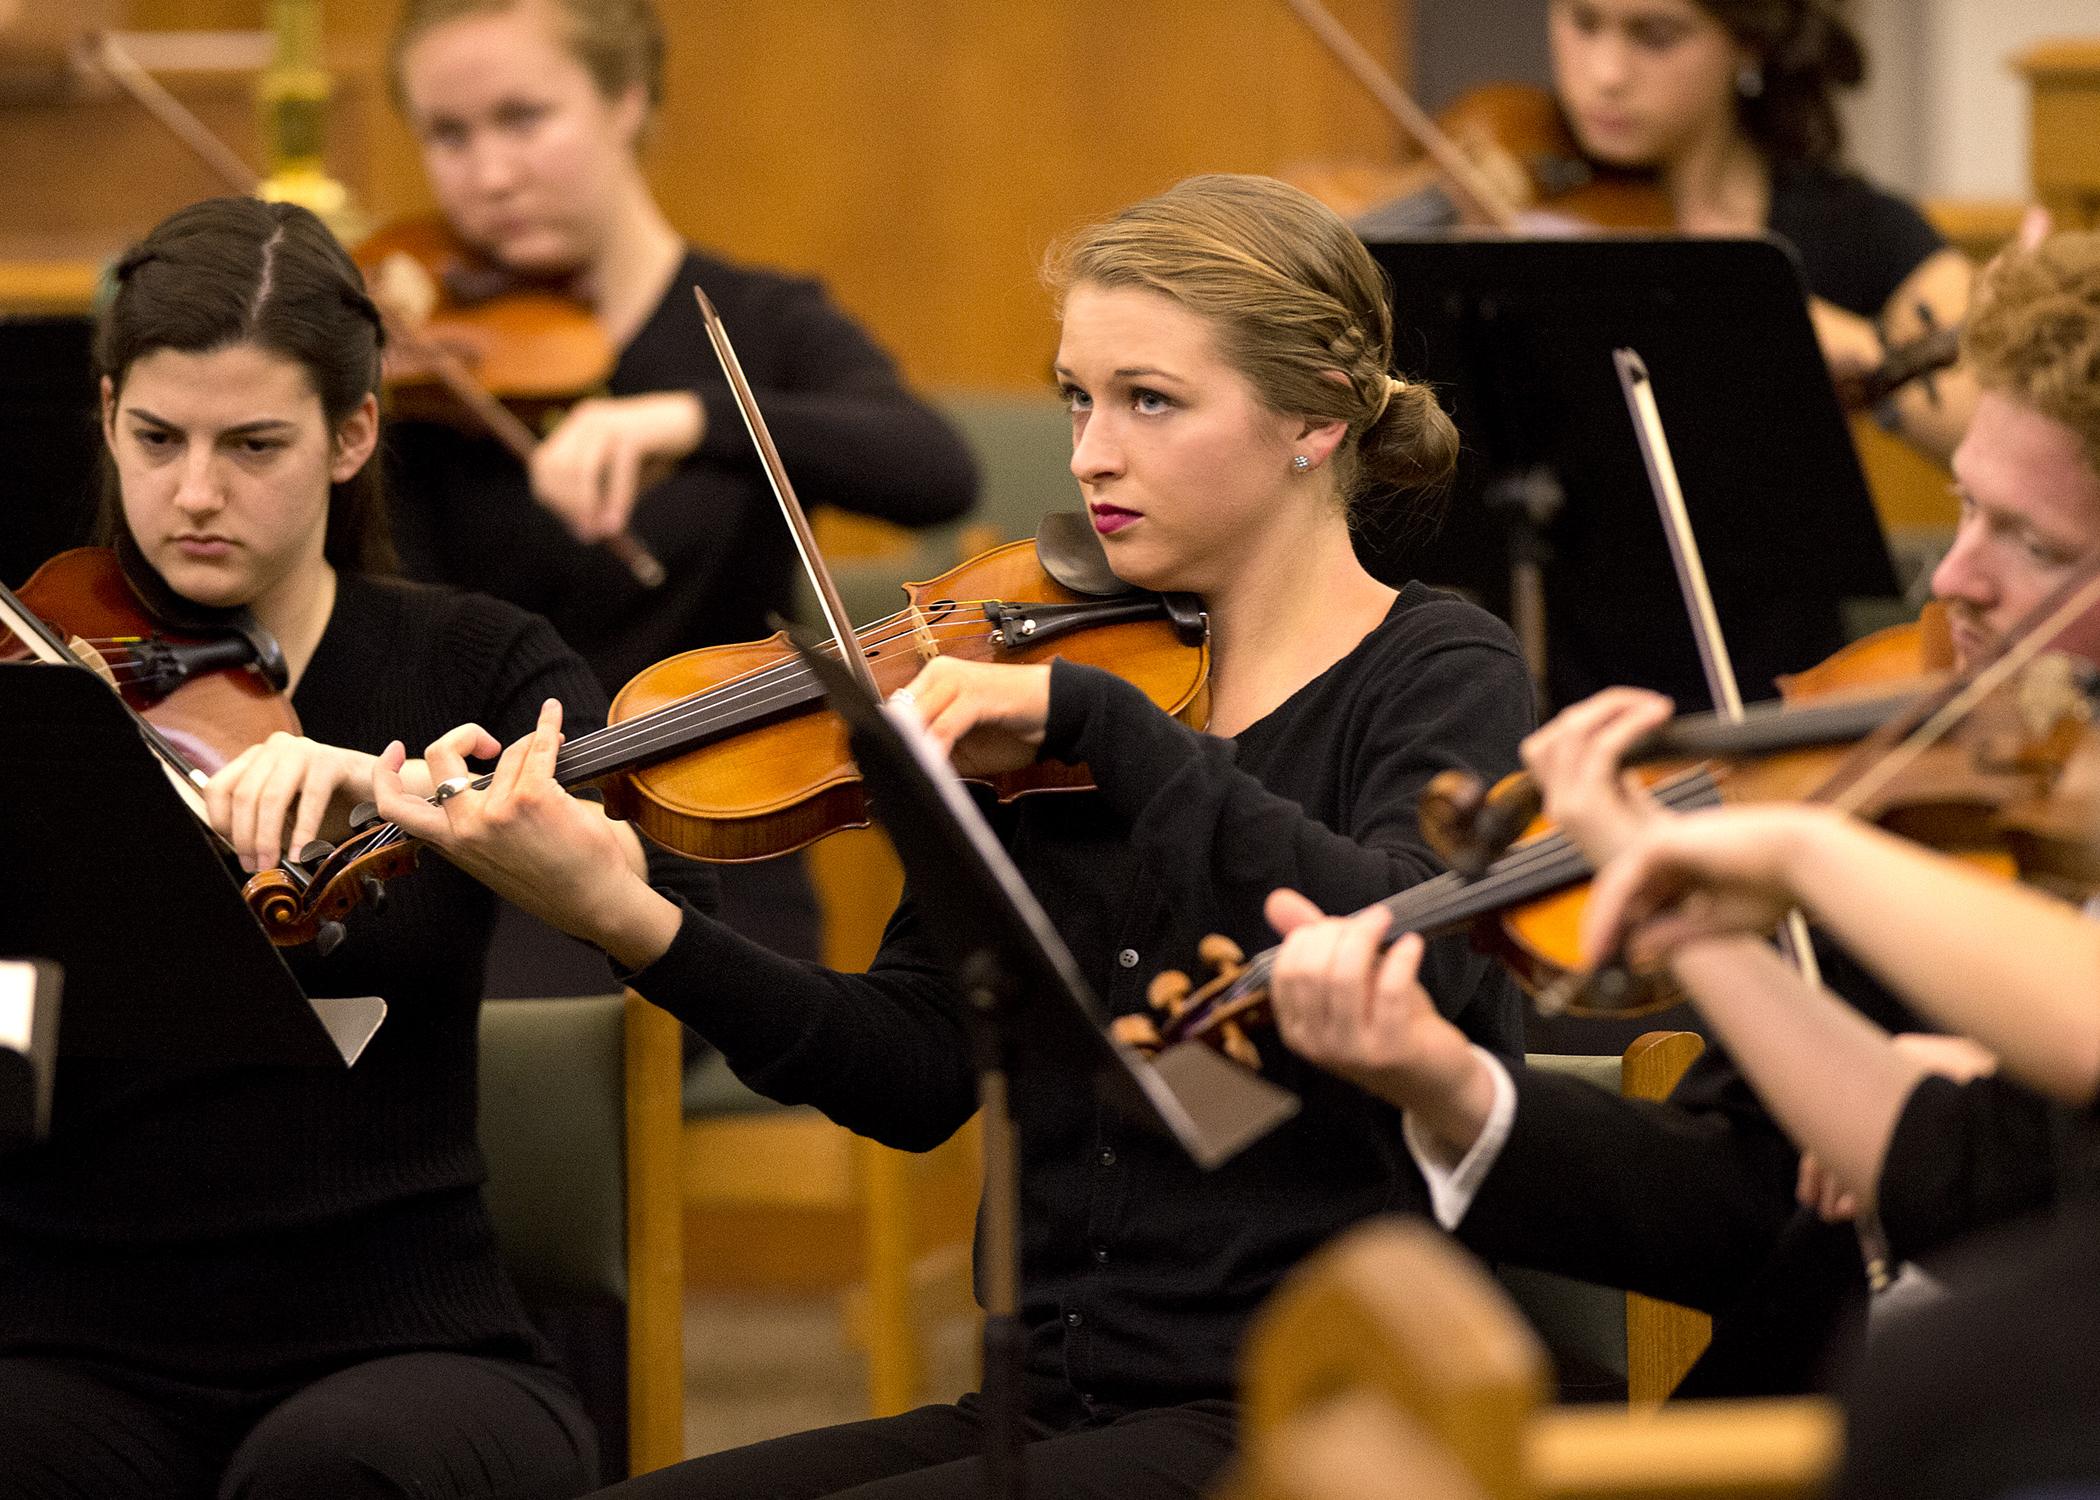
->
[1121,572,2100,1064]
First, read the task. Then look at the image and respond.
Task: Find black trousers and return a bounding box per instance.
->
[589,1396,1237,1500]
[0,1349,599,1500]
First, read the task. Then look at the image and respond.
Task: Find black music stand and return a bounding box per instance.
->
[0,663,381,1069]
[788,630,1297,1500]
[1363,235,1898,713]
[0,958,60,1146]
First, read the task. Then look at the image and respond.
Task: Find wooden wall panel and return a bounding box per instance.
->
[113,0,1411,391]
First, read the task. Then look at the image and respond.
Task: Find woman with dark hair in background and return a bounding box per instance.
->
[384,0,980,970]
[375,173,1537,1499]
[0,195,709,1500]
[1544,0,1977,463]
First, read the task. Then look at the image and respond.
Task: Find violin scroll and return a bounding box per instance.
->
[1420,768,1542,879]
[243,820,421,952]
[1110,934,1265,1069]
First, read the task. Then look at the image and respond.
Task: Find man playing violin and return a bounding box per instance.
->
[1260,227,2100,1398]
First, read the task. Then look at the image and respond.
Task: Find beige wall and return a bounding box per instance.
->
[1846,0,2100,199]
[110,0,1410,392]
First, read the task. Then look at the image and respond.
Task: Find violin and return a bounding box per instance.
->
[241,518,1211,948]
[356,215,614,435]
[1117,579,2100,1062]
[1836,322,1965,413]
[1294,82,1673,234]
[3,546,299,777]
[355,215,667,589]
[1280,0,1668,233]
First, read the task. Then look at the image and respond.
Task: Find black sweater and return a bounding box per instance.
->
[387,248,979,694]
[0,574,715,1378]
[625,583,1535,1420]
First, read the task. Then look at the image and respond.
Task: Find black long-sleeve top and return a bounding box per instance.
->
[387,248,979,695]
[1456,950,1920,1397]
[623,583,1534,1420]
[0,574,717,1377]
[1877,1071,2100,1263]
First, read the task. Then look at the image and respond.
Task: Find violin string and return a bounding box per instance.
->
[1179,770,1726,1031]
[75,601,993,729]
[293,596,1154,904]
[555,600,1151,782]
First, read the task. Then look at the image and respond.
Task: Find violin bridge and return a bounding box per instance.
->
[66,634,119,692]
[905,605,942,665]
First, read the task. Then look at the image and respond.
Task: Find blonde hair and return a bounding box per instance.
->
[1044,174,1458,538]
[388,0,664,113]
[1964,231,2100,477]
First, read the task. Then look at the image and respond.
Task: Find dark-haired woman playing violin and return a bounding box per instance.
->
[1537,0,1978,464]
[0,196,711,1499]
[377,173,1534,1499]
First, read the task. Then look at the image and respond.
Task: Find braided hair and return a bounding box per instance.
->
[1045,173,1459,547]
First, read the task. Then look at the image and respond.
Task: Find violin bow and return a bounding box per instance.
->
[691,287,882,700]
[1611,348,1825,980]
[1277,0,1524,231]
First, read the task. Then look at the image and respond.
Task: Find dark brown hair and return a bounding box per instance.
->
[1697,0,1865,166]
[96,196,393,573]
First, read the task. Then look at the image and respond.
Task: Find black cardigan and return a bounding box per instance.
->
[0,574,716,1377]
[625,583,1536,1422]
[386,247,979,694]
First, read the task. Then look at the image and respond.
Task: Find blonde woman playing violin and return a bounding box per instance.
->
[376,175,1538,1500]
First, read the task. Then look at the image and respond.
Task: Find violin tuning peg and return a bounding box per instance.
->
[315,920,348,958]
[360,875,389,915]
[1146,970,1191,1017]
[1109,1014,1163,1054]
[348,801,381,832]
[1420,768,1488,871]
[1196,934,1244,974]
[1585,964,1638,1012]
[1219,1021,1262,1071]
[296,839,336,866]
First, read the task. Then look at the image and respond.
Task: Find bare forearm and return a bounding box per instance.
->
[1669,936,1922,1208]
[1781,816,2100,1103]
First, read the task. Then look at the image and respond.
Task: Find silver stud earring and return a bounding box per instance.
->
[1292,455,1312,473]
[1736,62,1764,98]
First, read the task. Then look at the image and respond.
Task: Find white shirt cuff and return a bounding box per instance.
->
[1403,1046,1518,1230]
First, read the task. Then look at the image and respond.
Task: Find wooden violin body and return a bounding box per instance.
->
[4,547,298,776]
[245,531,1210,946]
[608,538,1210,860]
[356,214,615,431]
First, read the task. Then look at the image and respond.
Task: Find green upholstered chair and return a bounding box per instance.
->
[478,993,685,1481]
[1497,1032,1711,1407]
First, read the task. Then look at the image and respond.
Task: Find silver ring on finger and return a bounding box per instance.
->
[432,775,478,805]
